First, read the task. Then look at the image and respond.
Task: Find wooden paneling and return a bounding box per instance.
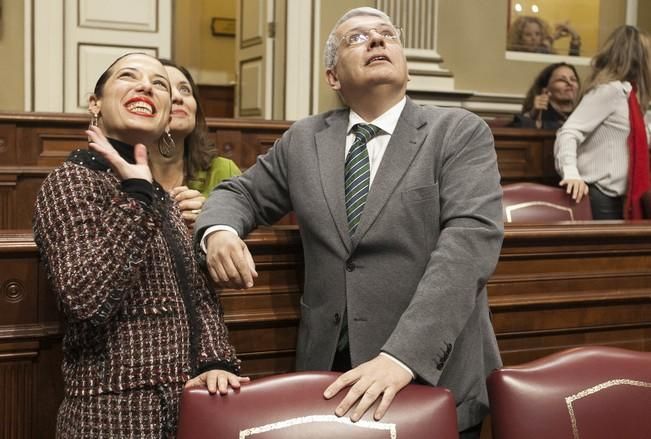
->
[0,231,62,439]
[197,84,235,118]
[0,124,17,165]
[0,113,291,229]
[221,226,303,377]
[2,222,651,437]
[492,222,651,366]
[0,112,561,230]
[0,358,34,439]
[491,127,557,186]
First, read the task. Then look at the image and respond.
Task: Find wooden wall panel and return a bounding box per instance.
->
[492,127,557,186]
[0,113,292,229]
[1,259,38,326]
[0,357,34,439]
[0,124,17,165]
[3,222,651,437]
[0,113,563,230]
[0,182,15,229]
[197,84,235,118]
[491,223,651,366]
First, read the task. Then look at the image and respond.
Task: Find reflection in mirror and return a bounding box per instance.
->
[506,0,602,58]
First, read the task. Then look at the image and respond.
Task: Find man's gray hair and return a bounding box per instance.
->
[324,7,393,70]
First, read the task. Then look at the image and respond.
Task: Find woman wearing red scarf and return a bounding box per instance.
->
[554,25,651,219]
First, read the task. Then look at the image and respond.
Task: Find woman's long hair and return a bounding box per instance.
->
[585,25,651,111]
[158,59,217,183]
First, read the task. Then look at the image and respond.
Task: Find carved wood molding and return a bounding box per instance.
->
[0,360,33,437]
[0,322,63,340]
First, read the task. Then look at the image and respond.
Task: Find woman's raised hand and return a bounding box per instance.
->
[532,89,551,111]
[86,125,153,182]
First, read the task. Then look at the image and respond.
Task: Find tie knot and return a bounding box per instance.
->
[352,123,381,144]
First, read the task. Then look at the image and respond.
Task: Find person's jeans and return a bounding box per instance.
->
[588,184,623,220]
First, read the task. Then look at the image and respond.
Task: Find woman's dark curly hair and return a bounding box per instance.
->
[158,59,217,182]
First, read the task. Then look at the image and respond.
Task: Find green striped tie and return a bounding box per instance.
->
[345,123,381,235]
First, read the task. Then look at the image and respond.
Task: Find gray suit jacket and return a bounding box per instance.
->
[195,98,504,430]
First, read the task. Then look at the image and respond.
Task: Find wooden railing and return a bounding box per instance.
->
[0,112,558,229]
[2,222,651,437]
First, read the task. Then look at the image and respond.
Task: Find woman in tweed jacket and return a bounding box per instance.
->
[32,53,247,438]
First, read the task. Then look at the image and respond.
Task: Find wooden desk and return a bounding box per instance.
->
[491,127,557,186]
[2,222,651,437]
[493,221,651,365]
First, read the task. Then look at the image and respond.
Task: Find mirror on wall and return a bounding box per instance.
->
[505,0,630,64]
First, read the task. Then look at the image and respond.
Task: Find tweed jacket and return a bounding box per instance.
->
[196,98,504,430]
[33,146,240,397]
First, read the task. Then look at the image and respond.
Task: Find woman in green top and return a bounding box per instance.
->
[149,59,241,230]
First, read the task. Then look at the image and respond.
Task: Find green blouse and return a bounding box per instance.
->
[187,157,242,198]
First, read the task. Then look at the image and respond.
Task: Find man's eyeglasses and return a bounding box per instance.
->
[339,26,402,47]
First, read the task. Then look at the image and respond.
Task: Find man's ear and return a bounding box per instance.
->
[325,68,341,91]
[88,95,101,116]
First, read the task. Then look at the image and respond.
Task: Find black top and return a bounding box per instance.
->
[511,106,570,131]
[67,138,153,204]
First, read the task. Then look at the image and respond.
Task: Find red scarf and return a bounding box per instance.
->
[625,82,650,219]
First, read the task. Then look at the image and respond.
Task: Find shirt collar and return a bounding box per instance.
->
[347,96,407,136]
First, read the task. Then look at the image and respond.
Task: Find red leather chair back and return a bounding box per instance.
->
[502,182,592,223]
[177,371,458,439]
[487,346,651,439]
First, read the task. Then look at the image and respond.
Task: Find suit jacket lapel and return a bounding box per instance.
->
[352,99,429,248]
[315,110,352,251]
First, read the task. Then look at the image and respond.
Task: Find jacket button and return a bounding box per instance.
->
[346,262,355,272]
[334,313,341,324]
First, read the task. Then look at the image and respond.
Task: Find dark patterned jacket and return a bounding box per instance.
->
[33,140,240,397]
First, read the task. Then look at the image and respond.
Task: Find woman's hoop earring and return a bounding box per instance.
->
[158,131,176,158]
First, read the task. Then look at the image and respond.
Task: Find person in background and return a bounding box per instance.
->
[554,25,651,219]
[149,59,241,231]
[196,7,503,438]
[507,15,581,56]
[512,62,580,130]
[33,53,247,438]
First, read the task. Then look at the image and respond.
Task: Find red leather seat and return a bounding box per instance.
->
[502,182,592,223]
[177,371,458,439]
[487,346,651,439]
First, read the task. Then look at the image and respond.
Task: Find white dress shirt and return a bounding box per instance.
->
[346,97,406,185]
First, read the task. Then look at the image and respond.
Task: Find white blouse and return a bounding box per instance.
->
[554,80,633,197]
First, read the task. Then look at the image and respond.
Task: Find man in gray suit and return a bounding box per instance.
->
[196,7,503,438]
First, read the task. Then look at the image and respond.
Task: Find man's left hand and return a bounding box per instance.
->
[323,354,412,422]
